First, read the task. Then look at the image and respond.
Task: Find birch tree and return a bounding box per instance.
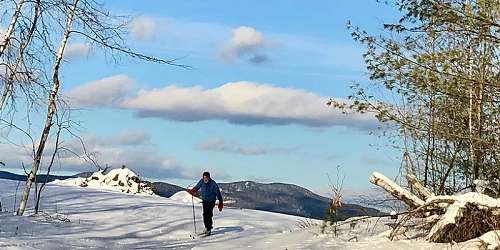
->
[0,0,187,216]
[16,0,79,216]
[0,0,25,56]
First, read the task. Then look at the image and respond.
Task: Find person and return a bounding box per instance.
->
[187,171,223,235]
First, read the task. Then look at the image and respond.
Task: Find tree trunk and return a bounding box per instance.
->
[0,0,41,110]
[35,123,61,214]
[0,0,25,56]
[16,0,79,216]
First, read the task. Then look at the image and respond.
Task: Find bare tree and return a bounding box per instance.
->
[16,0,79,216]
[0,0,26,56]
[2,0,188,216]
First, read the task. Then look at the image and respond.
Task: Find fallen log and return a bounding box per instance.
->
[406,174,433,200]
[369,171,424,209]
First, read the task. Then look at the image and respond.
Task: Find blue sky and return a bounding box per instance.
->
[2,1,404,195]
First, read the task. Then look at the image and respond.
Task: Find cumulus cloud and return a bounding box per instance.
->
[195,138,295,156]
[67,74,134,107]
[129,16,157,41]
[66,76,377,129]
[120,81,377,129]
[219,26,275,65]
[65,42,92,60]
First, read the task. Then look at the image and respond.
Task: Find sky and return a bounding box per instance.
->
[1,0,404,196]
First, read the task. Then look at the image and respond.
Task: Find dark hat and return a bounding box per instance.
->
[202,171,210,178]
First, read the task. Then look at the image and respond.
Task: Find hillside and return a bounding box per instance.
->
[0,170,381,220]
[0,178,450,249]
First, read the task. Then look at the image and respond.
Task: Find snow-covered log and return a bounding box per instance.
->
[369,171,424,208]
[406,174,433,200]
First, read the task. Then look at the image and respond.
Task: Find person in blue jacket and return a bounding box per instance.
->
[188,171,223,235]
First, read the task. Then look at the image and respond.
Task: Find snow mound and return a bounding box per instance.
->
[52,167,154,195]
[170,191,202,203]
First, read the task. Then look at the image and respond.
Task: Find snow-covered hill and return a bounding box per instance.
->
[170,191,202,204]
[0,179,455,249]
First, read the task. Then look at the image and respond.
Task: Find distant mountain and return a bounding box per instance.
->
[147,179,382,220]
[0,170,72,182]
[72,171,94,178]
[217,181,382,220]
[149,182,185,198]
[0,170,382,220]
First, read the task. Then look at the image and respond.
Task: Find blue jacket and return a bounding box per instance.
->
[194,179,223,203]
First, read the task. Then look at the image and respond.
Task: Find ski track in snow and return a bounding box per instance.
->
[0,179,453,249]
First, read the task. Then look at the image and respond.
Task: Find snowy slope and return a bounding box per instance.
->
[0,179,456,249]
[170,191,202,204]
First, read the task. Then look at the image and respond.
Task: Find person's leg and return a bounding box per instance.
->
[202,201,210,231]
[205,201,215,231]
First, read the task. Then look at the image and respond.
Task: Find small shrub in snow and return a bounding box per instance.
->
[296,219,318,229]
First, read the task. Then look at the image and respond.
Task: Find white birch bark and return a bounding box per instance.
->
[0,0,25,56]
[369,171,425,208]
[16,0,79,216]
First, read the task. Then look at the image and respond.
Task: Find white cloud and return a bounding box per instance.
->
[219,26,275,64]
[62,145,193,179]
[106,130,151,146]
[65,42,92,59]
[66,76,377,129]
[67,74,134,107]
[120,81,377,129]
[196,138,295,156]
[0,131,196,180]
[81,129,151,147]
[129,16,157,41]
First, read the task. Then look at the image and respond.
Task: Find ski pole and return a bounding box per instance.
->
[191,194,197,234]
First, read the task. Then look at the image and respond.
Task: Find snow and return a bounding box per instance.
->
[463,230,500,249]
[474,179,489,193]
[0,178,455,249]
[170,191,202,204]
